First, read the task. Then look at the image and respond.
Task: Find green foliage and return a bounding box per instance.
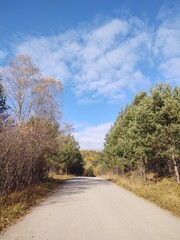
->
[84,166,95,177]
[0,80,8,126]
[102,84,180,183]
[48,133,84,176]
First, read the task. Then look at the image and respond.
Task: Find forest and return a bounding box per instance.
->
[102,84,180,183]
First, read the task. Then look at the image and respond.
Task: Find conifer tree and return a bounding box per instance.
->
[102,84,180,183]
[0,79,8,126]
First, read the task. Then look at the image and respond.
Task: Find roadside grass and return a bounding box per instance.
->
[48,172,75,180]
[104,174,180,217]
[0,175,73,232]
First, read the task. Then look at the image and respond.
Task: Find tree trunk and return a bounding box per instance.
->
[172,156,180,184]
[141,167,147,183]
[171,147,180,184]
[174,163,180,184]
[139,157,147,183]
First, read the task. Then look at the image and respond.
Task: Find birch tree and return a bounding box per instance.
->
[1,55,63,124]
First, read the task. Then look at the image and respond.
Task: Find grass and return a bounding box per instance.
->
[48,173,75,180]
[104,174,180,217]
[0,175,73,232]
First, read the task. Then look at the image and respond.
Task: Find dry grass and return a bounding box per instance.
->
[104,174,180,217]
[48,172,74,180]
[0,176,71,232]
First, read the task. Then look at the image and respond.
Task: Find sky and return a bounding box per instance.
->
[0,0,180,150]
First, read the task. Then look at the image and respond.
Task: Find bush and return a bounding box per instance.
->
[0,121,56,195]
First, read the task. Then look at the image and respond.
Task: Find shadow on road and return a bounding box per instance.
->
[41,177,110,206]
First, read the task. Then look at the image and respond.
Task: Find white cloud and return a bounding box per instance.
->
[0,50,7,60]
[0,50,7,72]
[14,17,151,103]
[16,36,71,80]
[160,58,180,83]
[11,7,180,103]
[154,5,180,84]
[155,27,180,59]
[72,22,151,102]
[74,122,112,150]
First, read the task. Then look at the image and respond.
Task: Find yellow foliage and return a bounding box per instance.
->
[81,150,101,162]
[81,150,101,176]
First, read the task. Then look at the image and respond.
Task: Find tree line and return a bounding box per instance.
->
[102,84,180,183]
[0,55,83,195]
[81,150,103,176]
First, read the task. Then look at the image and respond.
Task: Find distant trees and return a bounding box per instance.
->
[102,84,180,183]
[48,129,84,176]
[81,150,103,176]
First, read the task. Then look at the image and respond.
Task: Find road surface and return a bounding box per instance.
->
[1,177,180,240]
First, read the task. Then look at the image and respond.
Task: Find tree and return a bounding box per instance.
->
[102,84,180,183]
[0,79,8,127]
[2,55,63,125]
[150,84,180,183]
[48,130,84,176]
[81,150,101,176]
[129,94,156,180]
[0,55,64,195]
[0,119,60,195]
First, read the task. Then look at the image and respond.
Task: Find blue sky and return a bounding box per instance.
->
[0,0,180,150]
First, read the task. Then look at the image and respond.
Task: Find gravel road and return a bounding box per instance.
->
[1,177,180,240]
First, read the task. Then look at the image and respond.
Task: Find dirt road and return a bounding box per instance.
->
[1,177,180,240]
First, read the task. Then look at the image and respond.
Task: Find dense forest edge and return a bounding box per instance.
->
[102,83,180,183]
[85,84,180,216]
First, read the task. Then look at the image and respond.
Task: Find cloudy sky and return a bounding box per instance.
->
[0,0,180,150]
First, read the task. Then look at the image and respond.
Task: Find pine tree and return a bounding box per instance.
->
[102,84,180,183]
[0,80,8,126]
[150,84,180,183]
